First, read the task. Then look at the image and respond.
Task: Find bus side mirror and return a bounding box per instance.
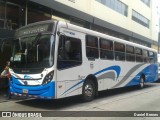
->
[57,31,67,40]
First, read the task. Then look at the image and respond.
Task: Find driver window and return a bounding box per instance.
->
[57,35,82,69]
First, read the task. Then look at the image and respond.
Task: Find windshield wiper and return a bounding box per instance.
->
[32,33,41,47]
[37,44,39,62]
[32,33,42,62]
[19,37,22,50]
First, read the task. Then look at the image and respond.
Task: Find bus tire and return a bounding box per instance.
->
[82,80,95,102]
[139,76,145,88]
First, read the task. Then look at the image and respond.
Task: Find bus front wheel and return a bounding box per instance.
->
[82,80,95,102]
[139,76,145,88]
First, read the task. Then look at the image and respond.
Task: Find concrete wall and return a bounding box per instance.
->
[54,0,158,42]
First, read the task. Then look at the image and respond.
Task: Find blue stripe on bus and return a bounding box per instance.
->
[94,65,121,79]
[126,64,158,86]
[61,65,121,96]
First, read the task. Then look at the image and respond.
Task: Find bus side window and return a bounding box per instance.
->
[100,38,114,60]
[135,47,143,62]
[143,50,149,63]
[149,51,155,63]
[57,35,82,69]
[153,52,157,63]
[126,45,135,62]
[86,35,99,59]
[114,42,125,61]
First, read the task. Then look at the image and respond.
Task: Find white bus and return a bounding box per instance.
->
[9,20,158,101]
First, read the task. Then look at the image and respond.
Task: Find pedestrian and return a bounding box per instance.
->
[0,61,11,99]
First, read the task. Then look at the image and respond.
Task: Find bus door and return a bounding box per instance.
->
[56,31,84,98]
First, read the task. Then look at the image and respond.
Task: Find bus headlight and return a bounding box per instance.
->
[42,71,54,85]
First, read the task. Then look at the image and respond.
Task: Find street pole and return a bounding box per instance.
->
[25,0,28,26]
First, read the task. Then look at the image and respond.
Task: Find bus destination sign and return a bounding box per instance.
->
[16,23,53,37]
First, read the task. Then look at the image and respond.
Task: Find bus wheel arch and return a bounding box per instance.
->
[139,73,145,88]
[82,75,98,102]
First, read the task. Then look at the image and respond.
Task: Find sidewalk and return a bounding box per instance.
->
[0,90,31,103]
[0,93,29,103]
[0,92,10,103]
[0,88,12,102]
[0,89,17,103]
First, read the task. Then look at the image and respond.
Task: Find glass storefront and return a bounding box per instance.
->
[6,3,25,29]
[0,1,5,28]
[0,0,89,31]
[0,0,151,47]
[28,8,51,24]
[0,0,51,30]
[0,0,25,30]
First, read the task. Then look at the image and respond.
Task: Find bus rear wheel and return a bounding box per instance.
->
[139,76,145,88]
[82,80,95,102]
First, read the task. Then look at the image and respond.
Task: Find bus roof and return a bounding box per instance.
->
[15,20,157,53]
[58,21,157,53]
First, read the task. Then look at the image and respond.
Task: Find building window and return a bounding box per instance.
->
[6,3,24,30]
[0,1,5,19]
[0,1,5,28]
[28,8,51,24]
[70,17,85,27]
[0,1,26,30]
[132,10,150,28]
[141,0,150,7]
[96,0,128,16]
[129,37,151,47]
[27,2,51,24]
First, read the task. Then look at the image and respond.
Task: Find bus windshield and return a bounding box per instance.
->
[11,34,54,70]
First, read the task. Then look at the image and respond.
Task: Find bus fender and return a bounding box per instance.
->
[84,74,98,96]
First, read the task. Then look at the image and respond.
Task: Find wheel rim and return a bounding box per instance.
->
[84,84,93,97]
[140,78,144,88]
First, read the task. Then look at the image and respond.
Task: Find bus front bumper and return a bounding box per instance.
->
[10,81,55,99]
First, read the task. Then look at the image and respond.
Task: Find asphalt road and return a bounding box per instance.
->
[1,83,160,120]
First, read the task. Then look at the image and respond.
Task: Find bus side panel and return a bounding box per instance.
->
[96,58,152,90]
[56,28,86,99]
[126,63,158,86]
[110,63,148,88]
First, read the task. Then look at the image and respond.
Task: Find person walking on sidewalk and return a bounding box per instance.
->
[0,61,11,99]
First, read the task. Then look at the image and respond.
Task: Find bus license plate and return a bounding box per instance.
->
[22,89,28,94]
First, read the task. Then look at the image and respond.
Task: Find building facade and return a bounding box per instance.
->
[55,0,159,48]
[0,0,159,46]
[0,0,159,59]
[0,0,159,88]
